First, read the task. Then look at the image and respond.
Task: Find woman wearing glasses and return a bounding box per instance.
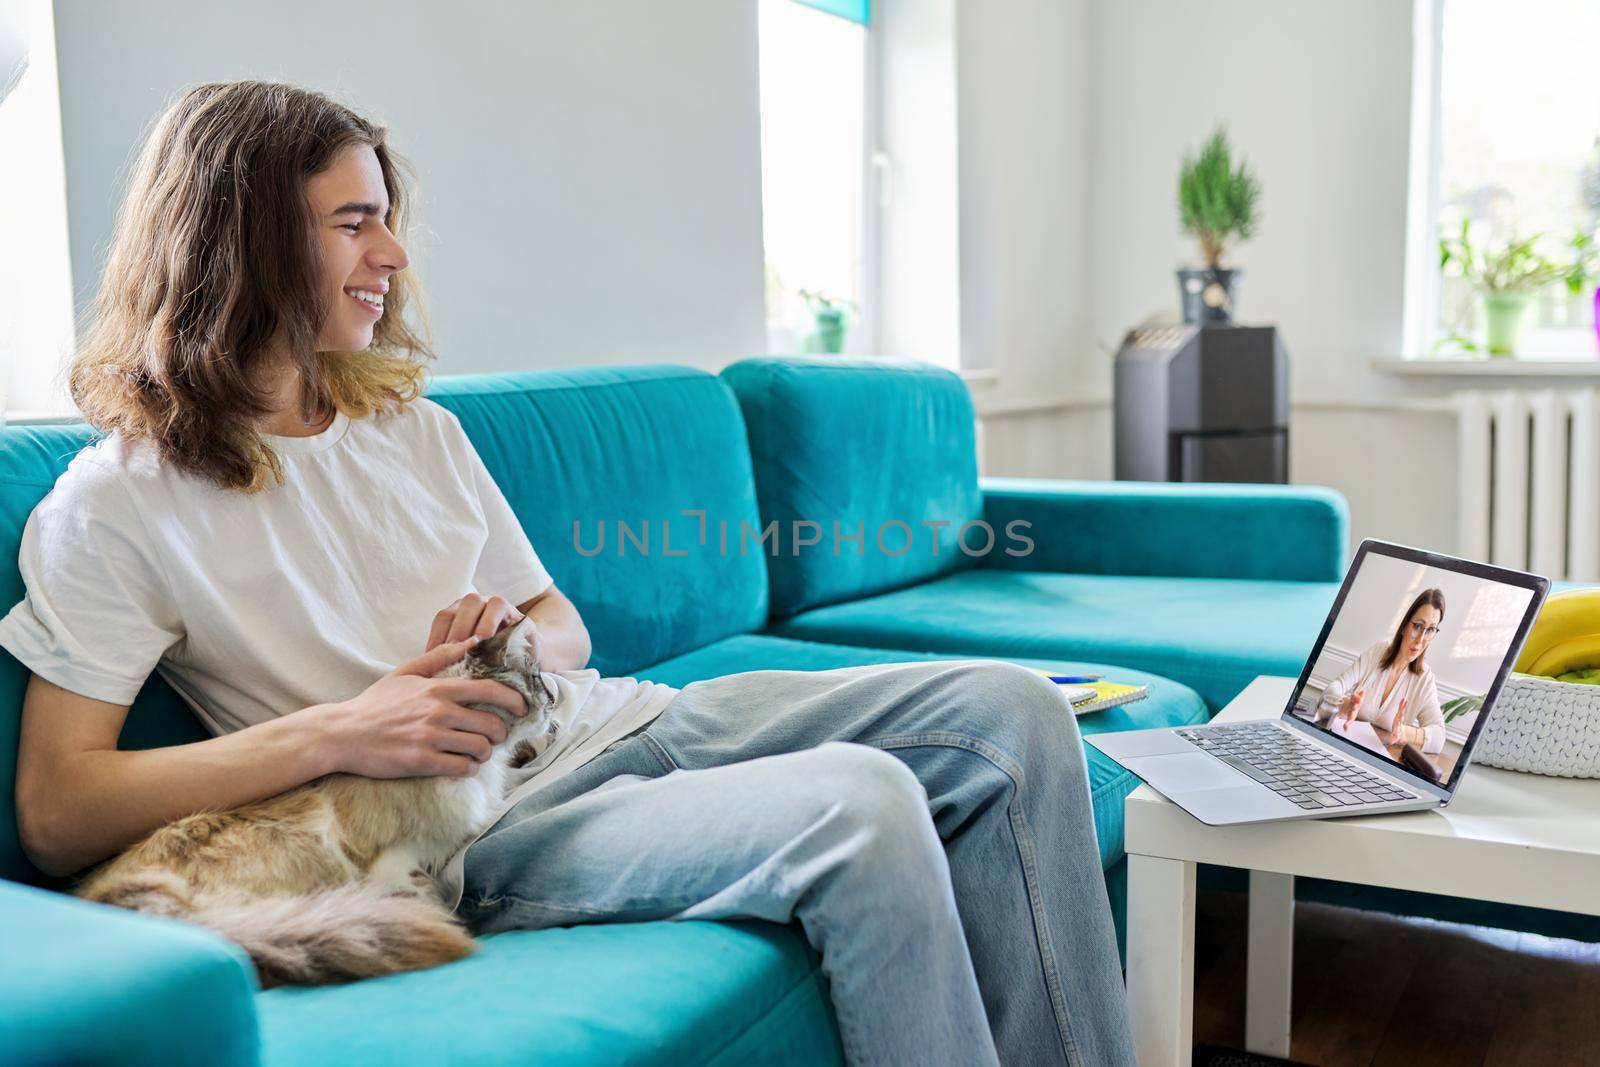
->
[1313,588,1448,754]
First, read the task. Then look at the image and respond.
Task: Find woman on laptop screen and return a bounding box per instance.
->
[1312,589,1448,760]
[1293,553,1534,784]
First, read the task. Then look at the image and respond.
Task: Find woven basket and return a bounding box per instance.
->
[1475,673,1600,778]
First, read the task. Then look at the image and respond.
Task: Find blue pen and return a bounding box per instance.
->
[1047,675,1101,684]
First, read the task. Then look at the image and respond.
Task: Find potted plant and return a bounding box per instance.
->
[1440,694,1484,724]
[1176,125,1261,324]
[1560,227,1600,356]
[798,289,858,354]
[1438,219,1564,357]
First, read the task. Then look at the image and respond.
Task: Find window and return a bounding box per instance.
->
[1411,0,1600,359]
[757,0,869,355]
[0,0,76,417]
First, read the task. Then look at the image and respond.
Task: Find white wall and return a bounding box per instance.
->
[944,0,1109,482]
[1086,0,1416,404]
[956,0,1089,396]
[46,0,768,381]
[1076,0,1472,554]
[872,0,961,368]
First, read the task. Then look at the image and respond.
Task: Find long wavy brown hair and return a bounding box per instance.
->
[1379,588,1446,675]
[68,81,432,491]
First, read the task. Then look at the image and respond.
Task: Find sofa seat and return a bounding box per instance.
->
[763,569,1342,712]
[258,920,840,1067]
[636,633,1208,870]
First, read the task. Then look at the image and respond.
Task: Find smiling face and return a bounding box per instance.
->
[1401,603,1444,666]
[304,143,410,353]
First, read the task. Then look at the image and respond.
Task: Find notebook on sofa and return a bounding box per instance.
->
[1067,681,1148,714]
[1031,671,1148,715]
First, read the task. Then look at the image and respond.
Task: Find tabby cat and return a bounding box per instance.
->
[77,618,556,986]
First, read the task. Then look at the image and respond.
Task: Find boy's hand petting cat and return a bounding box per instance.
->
[426,593,527,652]
[313,637,529,780]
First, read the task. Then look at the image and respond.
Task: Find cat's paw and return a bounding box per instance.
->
[507,722,557,771]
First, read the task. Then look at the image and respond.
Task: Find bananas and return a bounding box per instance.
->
[1526,633,1600,677]
[1516,588,1600,675]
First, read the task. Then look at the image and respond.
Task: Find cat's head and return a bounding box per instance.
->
[436,616,556,725]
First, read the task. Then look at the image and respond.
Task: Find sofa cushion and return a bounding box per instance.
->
[763,570,1341,712]
[258,919,841,1067]
[635,633,1208,869]
[720,357,983,620]
[980,477,1349,582]
[429,365,768,676]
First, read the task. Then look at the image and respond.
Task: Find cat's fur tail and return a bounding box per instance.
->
[89,873,476,986]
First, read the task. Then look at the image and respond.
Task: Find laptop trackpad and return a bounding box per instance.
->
[1137,752,1253,792]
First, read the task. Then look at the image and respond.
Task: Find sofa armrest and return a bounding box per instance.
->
[980,478,1348,582]
[0,879,260,1067]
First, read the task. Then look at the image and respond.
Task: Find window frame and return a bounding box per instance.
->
[1401,0,1446,360]
[1403,0,1600,361]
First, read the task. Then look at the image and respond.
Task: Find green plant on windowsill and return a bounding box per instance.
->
[1558,227,1600,337]
[798,289,858,355]
[1437,219,1565,357]
[1561,227,1600,298]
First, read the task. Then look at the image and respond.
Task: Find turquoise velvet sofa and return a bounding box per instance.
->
[0,358,1350,1067]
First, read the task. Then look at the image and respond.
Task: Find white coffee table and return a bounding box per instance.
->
[1125,675,1600,1066]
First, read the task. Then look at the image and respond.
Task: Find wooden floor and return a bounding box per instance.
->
[1192,890,1600,1066]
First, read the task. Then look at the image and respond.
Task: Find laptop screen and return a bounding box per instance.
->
[1283,541,1546,793]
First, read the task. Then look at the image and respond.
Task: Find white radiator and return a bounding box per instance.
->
[1455,388,1600,581]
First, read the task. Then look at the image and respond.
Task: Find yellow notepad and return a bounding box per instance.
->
[1067,681,1149,715]
[1031,671,1150,715]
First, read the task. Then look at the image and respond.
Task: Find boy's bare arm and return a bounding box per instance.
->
[518,584,592,673]
[14,637,523,878]
[14,676,338,877]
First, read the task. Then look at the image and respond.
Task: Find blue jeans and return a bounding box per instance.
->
[458,659,1135,1067]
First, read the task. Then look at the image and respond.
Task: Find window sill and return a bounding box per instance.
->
[3,410,83,426]
[1374,358,1600,378]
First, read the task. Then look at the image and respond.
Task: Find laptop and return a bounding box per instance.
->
[1085,540,1549,824]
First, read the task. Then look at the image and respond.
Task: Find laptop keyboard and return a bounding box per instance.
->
[1173,722,1419,810]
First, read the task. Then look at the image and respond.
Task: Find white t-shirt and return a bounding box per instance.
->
[0,397,678,798]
